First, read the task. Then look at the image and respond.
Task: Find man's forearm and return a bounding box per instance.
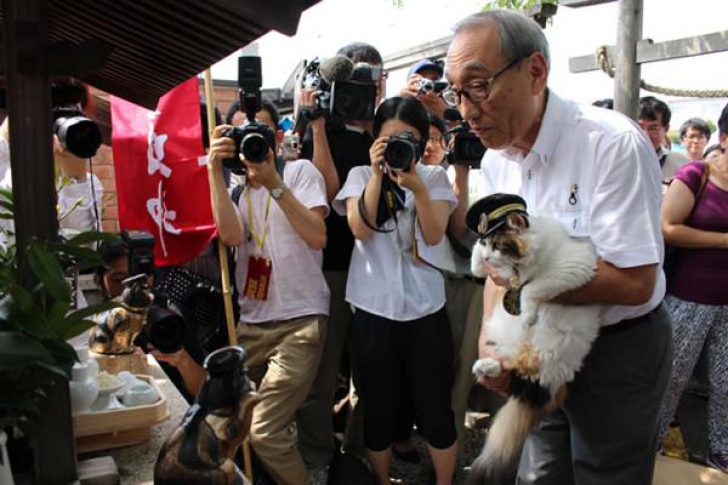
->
[448,165,470,240]
[311,127,340,201]
[208,166,244,246]
[555,260,658,306]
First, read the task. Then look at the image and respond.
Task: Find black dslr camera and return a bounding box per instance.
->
[300,57,378,121]
[444,109,486,169]
[53,106,102,159]
[417,79,448,94]
[222,56,277,174]
[385,132,421,173]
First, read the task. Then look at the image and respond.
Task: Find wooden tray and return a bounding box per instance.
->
[72,374,170,453]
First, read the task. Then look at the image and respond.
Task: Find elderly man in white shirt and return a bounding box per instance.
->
[444,10,672,485]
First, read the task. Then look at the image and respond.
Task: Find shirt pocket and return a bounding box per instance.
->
[551,209,591,238]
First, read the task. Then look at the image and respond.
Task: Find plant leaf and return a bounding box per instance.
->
[66,301,120,322]
[26,243,71,304]
[0,331,54,370]
[6,285,51,337]
[59,319,98,342]
[67,231,120,247]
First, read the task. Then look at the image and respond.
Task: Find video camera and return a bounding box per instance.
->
[444,109,486,169]
[300,56,378,121]
[53,106,102,159]
[417,78,448,95]
[222,56,277,175]
[122,229,155,278]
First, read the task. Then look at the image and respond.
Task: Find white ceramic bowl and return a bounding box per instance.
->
[122,383,159,407]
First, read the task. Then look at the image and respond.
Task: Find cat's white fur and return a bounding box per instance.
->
[471,215,600,395]
[467,215,600,484]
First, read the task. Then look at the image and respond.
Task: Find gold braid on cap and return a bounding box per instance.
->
[487,203,526,222]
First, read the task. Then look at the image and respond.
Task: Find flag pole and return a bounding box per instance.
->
[202,69,238,348]
[202,68,254,483]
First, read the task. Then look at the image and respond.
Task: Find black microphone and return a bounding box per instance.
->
[319,55,354,84]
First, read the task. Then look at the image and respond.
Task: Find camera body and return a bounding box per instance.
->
[447,121,486,169]
[53,110,102,159]
[300,58,378,121]
[417,78,448,94]
[385,132,421,173]
[222,56,276,174]
[281,132,300,161]
[222,122,276,173]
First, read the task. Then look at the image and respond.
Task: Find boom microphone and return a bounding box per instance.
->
[319,55,354,84]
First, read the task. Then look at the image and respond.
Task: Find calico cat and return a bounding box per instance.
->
[468,210,600,484]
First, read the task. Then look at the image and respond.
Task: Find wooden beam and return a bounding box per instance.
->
[560,0,617,7]
[383,36,452,72]
[2,1,77,482]
[613,0,642,119]
[569,30,728,73]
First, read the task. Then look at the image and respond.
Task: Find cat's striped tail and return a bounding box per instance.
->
[467,388,566,484]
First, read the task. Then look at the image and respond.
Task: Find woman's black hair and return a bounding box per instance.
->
[373,97,429,153]
[95,239,128,279]
[428,113,448,143]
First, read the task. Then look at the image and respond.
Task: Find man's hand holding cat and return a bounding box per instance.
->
[478,260,511,287]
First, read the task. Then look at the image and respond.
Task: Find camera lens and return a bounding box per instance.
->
[241,133,269,163]
[385,139,414,172]
[56,117,102,159]
[146,307,186,354]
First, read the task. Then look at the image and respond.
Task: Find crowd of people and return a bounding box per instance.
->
[3,8,726,485]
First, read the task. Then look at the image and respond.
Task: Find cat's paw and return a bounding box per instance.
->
[472,358,502,379]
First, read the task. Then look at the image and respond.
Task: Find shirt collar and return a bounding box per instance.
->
[498,89,566,166]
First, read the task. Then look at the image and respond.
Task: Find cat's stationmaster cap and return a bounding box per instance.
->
[466,193,529,237]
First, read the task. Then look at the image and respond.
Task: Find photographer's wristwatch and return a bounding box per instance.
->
[269,182,287,200]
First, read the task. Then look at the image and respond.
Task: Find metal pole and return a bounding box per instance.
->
[613,0,644,119]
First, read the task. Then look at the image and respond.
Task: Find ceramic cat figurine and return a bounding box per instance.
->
[468,207,600,484]
[155,346,259,485]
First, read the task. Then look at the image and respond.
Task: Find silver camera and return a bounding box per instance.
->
[417,78,448,94]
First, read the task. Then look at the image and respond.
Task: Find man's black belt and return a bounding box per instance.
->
[599,304,661,337]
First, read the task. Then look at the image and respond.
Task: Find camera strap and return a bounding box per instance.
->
[244,187,271,250]
[357,174,405,234]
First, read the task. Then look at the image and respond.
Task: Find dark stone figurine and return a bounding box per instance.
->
[154,346,259,485]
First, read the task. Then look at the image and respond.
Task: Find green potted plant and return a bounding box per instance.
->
[0,188,118,481]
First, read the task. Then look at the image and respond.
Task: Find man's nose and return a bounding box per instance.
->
[458,96,481,124]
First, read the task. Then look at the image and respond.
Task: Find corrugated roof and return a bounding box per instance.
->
[1,0,320,109]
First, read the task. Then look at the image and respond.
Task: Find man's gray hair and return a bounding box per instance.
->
[453,10,550,70]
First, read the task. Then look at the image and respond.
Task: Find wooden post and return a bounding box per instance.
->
[613,0,643,119]
[2,0,78,484]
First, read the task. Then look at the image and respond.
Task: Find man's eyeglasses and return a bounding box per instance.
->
[441,56,525,107]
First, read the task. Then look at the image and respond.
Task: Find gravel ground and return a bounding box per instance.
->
[388,416,489,485]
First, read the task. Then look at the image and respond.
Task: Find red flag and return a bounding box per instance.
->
[111,78,216,266]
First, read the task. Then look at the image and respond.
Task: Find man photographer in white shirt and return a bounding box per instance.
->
[444,10,672,485]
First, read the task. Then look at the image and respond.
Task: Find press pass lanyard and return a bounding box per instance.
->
[245,186,271,250]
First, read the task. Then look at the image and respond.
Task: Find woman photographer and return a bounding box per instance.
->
[333,97,458,485]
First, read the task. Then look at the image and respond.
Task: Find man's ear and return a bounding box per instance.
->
[528,52,549,95]
[720,132,728,150]
[505,213,527,233]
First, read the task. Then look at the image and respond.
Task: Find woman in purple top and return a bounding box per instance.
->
[658,103,728,473]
